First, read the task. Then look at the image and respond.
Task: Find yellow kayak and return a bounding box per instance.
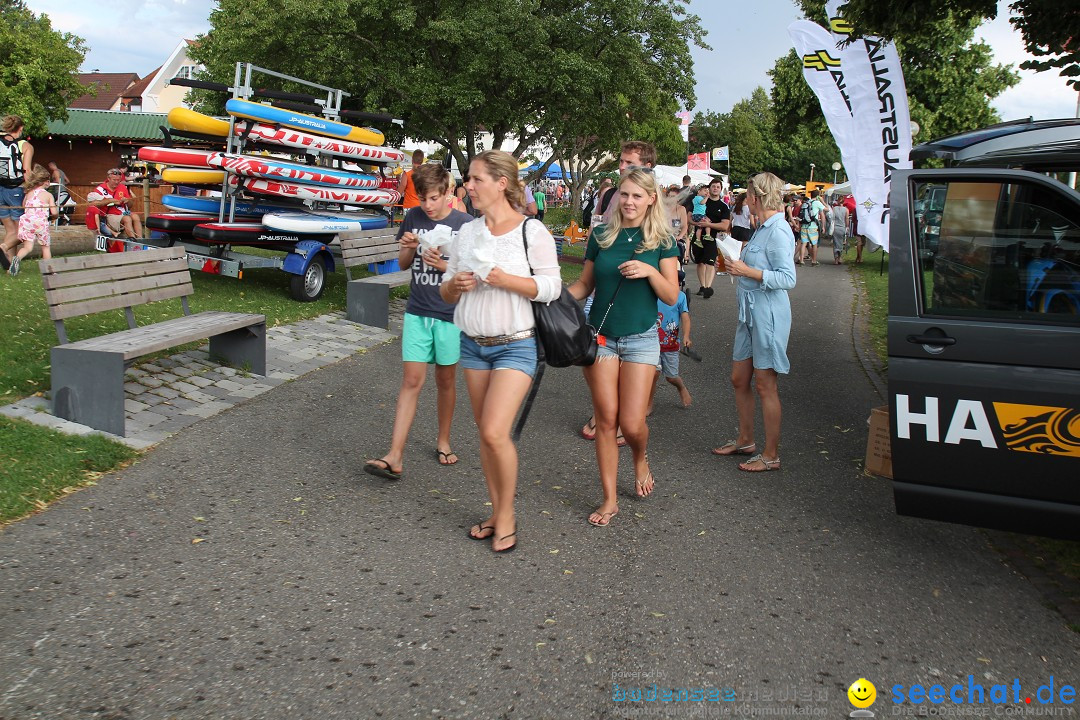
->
[168,107,230,137]
[161,167,226,185]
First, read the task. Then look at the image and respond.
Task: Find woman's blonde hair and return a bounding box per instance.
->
[21,164,50,190]
[471,150,525,211]
[597,169,672,253]
[1,115,24,135]
[747,172,785,213]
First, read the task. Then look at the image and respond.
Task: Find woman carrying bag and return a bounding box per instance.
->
[440,150,561,553]
[567,168,680,527]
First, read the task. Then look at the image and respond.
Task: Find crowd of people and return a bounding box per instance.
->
[361,140,866,553]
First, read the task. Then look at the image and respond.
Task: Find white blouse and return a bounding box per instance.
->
[732,204,752,229]
[443,217,562,337]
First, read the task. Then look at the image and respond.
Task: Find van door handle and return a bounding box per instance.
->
[906,334,956,346]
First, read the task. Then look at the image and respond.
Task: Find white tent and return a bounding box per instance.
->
[825,181,852,199]
[652,164,724,190]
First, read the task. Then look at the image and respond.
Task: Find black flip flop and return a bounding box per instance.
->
[363,458,402,481]
[492,531,517,553]
[468,523,495,541]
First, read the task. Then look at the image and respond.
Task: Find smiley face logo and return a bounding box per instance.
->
[848,678,876,708]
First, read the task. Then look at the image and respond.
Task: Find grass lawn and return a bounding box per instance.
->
[843,244,890,371]
[0,249,586,525]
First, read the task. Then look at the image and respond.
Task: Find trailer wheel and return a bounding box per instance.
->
[290,254,326,302]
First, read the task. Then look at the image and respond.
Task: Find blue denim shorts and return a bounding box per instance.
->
[596,323,661,366]
[460,334,538,376]
[0,186,24,220]
[659,349,680,378]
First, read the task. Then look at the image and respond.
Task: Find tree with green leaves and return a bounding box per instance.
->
[190,0,706,190]
[803,0,1080,92]
[0,0,89,136]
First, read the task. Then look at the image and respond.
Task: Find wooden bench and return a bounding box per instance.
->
[340,228,411,329]
[39,246,266,437]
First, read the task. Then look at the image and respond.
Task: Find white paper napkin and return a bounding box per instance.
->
[419,224,453,254]
[717,234,742,264]
[466,225,497,280]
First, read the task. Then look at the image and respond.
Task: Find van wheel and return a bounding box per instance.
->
[290,255,326,302]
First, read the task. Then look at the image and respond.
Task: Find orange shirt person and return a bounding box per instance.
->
[397,149,425,210]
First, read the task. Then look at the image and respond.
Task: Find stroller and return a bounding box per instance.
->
[47,183,75,225]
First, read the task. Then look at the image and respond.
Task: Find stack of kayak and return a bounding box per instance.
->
[142,101,405,246]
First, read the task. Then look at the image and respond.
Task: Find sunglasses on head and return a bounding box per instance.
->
[625,165,654,174]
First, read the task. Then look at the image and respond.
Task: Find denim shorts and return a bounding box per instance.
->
[596,323,661,366]
[659,349,680,378]
[401,313,461,365]
[0,186,24,220]
[460,334,538,376]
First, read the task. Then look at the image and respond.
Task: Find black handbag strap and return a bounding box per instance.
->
[514,217,545,441]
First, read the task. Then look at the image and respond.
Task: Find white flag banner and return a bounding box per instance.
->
[823,1,914,251]
[787,20,859,194]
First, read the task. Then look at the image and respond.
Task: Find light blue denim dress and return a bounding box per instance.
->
[732,212,797,373]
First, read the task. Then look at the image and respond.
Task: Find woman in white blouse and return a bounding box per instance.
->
[440,150,562,553]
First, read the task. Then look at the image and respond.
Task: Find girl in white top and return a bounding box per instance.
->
[441,150,561,553]
[730,192,755,246]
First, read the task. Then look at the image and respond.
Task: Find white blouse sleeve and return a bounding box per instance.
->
[525,220,562,303]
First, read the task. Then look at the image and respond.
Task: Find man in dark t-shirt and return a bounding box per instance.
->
[690,177,731,298]
[364,163,472,482]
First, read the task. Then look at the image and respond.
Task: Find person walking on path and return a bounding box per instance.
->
[690,177,731,298]
[830,197,849,265]
[397,149,425,220]
[8,164,56,275]
[648,288,693,413]
[534,186,546,222]
[730,191,755,247]
[440,150,561,553]
[364,164,473,482]
[567,168,680,526]
[712,172,796,472]
[0,115,32,270]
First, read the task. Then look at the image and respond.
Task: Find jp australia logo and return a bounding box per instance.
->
[802,50,841,71]
[287,115,330,130]
[896,395,1080,458]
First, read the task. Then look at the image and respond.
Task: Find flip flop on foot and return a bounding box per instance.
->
[437,449,458,465]
[635,472,655,498]
[581,419,597,441]
[363,458,403,481]
[588,508,619,527]
[711,441,756,456]
[616,432,628,448]
[492,530,517,553]
[468,521,495,540]
[738,454,781,472]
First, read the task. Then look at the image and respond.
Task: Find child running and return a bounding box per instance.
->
[9,164,55,275]
[648,289,693,413]
[364,163,472,480]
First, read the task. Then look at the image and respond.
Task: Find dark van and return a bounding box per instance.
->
[887,118,1080,539]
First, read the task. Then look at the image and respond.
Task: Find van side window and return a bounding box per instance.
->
[916,179,1080,322]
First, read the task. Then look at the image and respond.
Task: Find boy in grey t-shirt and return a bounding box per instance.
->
[364,164,472,481]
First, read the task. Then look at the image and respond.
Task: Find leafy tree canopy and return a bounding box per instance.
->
[190,0,707,172]
[0,0,89,135]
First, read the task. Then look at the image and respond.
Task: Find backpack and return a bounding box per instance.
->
[0,135,23,187]
[798,200,814,226]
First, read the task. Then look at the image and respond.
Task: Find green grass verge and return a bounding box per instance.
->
[843,245,889,370]
[0,416,138,524]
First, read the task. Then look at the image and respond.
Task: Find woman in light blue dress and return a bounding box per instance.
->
[712,172,796,472]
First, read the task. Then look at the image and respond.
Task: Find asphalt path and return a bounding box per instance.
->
[1,263,1077,719]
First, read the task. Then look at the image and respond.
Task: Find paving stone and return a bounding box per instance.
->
[156,372,180,384]
[213,379,244,392]
[140,376,164,389]
[181,390,215,404]
[218,367,238,377]
[149,386,180,400]
[156,357,180,369]
[228,384,273,399]
[128,410,168,428]
[124,382,148,396]
[172,381,199,395]
[172,366,195,378]
[124,399,150,414]
[125,368,148,379]
[187,376,214,388]
[181,401,234,418]
[140,393,166,407]
[140,363,164,373]
[161,397,198,412]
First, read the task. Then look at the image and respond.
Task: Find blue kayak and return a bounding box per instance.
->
[161,194,304,217]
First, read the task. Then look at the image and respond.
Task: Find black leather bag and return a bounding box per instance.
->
[521,220,598,368]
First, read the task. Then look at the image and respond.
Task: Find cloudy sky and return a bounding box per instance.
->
[25,0,1079,126]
